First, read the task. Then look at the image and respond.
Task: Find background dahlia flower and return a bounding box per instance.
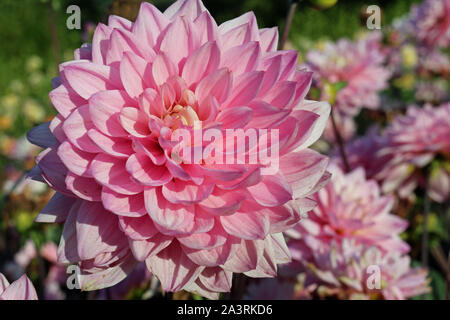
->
[409,0,450,48]
[0,273,38,300]
[287,165,410,258]
[338,104,450,202]
[27,0,330,298]
[290,240,430,300]
[304,32,390,116]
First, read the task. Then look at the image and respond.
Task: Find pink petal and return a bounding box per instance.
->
[182,41,221,87]
[126,153,172,186]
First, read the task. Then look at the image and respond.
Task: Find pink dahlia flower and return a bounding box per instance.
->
[337,104,450,202]
[27,0,330,297]
[304,32,391,116]
[0,273,38,300]
[410,0,450,48]
[290,240,430,300]
[287,165,410,256]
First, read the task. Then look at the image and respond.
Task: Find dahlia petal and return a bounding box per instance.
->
[199,189,246,216]
[195,68,232,104]
[49,114,67,142]
[0,275,38,300]
[247,173,292,207]
[164,0,207,21]
[199,267,232,292]
[293,101,331,150]
[75,202,126,260]
[178,222,227,250]
[91,23,112,65]
[27,122,57,148]
[89,90,134,137]
[221,41,261,76]
[133,2,169,48]
[120,51,150,98]
[119,107,150,138]
[118,215,159,241]
[87,128,133,158]
[63,105,103,153]
[101,190,144,219]
[221,239,263,273]
[259,27,279,52]
[265,202,301,234]
[144,188,196,235]
[79,252,138,291]
[270,233,291,264]
[91,154,144,195]
[57,141,94,177]
[216,106,253,129]
[108,15,132,30]
[162,180,214,205]
[129,235,173,261]
[106,29,155,66]
[220,204,269,240]
[126,153,172,186]
[194,11,221,46]
[182,41,221,87]
[0,273,9,294]
[35,192,75,223]
[244,236,277,278]
[258,55,282,96]
[58,201,82,263]
[65,172,102,202]
[279,150,329,199]
[36,148,72,196]
[146,241,204,292]
[159,17,199,66]
[132,137,166,166]
[62,62,121,100]
[224,71,264,108]
[152,52,179,87]
[183,237,240,267]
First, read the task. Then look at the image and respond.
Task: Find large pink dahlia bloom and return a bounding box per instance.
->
[0,273,38,300]
[287,165,410,257]
[27,0,330,297]
[304,33,391,116]
[410,0,450,49]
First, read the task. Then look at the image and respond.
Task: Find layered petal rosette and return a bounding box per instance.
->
[0,273,38,300]
[290,240,430,300]
[27,0,330,297]
[287,165,410,256]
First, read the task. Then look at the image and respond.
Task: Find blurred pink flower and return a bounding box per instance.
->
[376,104,450,201]
[288,165,410,256]
[322,111,356,143]
[14,239,37,269]
[27,0,330,297]
[337,104,450,202]
[40,242,67,300]
[0,273,38,300]
[295,240,430,300]
[304,32,390,116]
[410,0,450,48]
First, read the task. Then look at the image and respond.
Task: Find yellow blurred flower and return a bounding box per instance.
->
[10,79,26,94]
[25,55,43,73]
[393,73,415,90]
[401,45,418,69]
[23,99,46,123]
[0,115,13,130]
[1,94,20,110]
[28,72,45,87]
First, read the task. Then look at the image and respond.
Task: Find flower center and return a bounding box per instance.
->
[163,104,200,129]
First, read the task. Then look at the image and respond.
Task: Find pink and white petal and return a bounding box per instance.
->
[57,141,94,177]
[132,2,169,47]
[247,173,292,207]
[65,172,102,202]
[101,188,146,217]
[164,0,207,21]
[87,128,133,158]
[146,242,204,292]
[91,153,144,195]
[162,180,214,205]
[182,41,221,87]
[129,234,173,261]
[62,62,121,100]
[119,107,150,138]
[89,90,134,137]
[0,275,38,300]
[126,153,172,186]
[259,27,279,52]
[118,215,159,240]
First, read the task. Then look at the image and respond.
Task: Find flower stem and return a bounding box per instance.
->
[279,0,299,50]
[330,108,350,172]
